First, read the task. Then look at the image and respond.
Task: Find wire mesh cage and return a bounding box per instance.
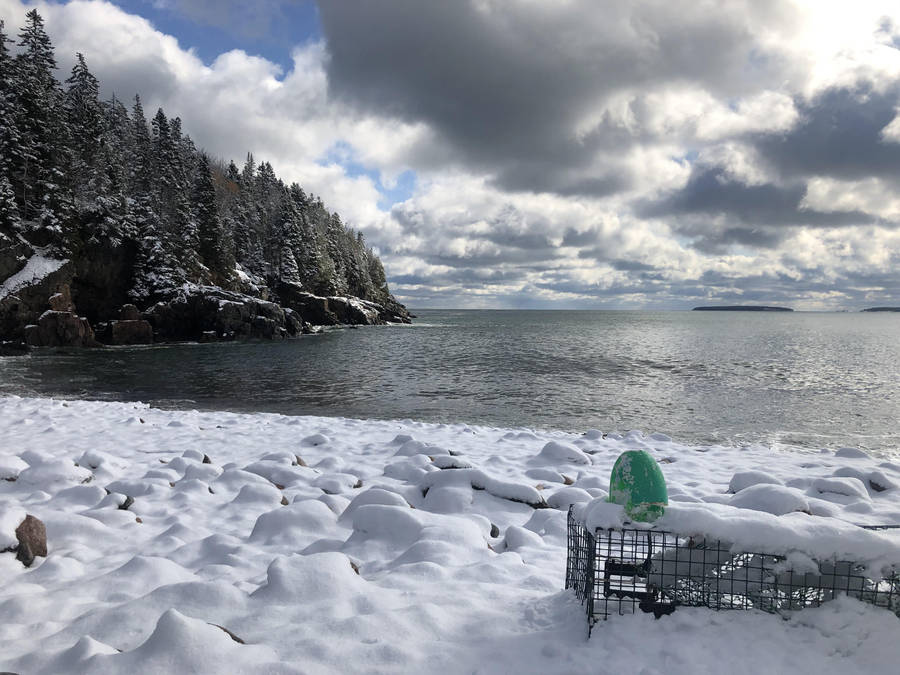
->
[565,506,900,630]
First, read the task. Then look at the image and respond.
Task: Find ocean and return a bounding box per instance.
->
[2,309,899,454]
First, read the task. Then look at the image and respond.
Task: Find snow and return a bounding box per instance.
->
[728,483,810,515]
[0,254,67,300]
[0,396,898,674]
[728,470,784,493]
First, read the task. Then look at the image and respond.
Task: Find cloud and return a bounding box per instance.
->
[3,0,900,308]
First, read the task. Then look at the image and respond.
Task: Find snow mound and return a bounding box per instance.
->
[420,468,546,508]
[17,459,93,487]
[546,487,594,510]
[249,500,337,546]
[313,472,361,494]
[0,500,26,549]
[74,609,281,674]
[835,447,870,459]
[728,470,784,493]
[340,487,410,522]
[729,484,810,515]
[251,552,363,604]
[533,441,590,466]
[393,439,448,457]
[813,477,871,500]
[0,454,28,481]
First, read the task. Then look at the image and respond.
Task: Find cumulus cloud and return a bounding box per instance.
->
[3,0,900,308]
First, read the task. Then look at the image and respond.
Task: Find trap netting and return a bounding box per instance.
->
[565,506,900,628]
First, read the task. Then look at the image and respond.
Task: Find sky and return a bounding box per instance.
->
[2,1,900,310]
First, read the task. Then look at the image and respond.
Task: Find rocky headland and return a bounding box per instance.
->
[0,233,410,351]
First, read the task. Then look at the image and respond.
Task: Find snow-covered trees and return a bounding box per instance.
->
[0,8,395,309]
[12,10,74,249]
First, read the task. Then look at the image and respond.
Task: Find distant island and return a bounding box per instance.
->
[861,307,900,312]
[692,306,793,312]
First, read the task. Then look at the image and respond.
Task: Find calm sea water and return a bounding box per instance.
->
[2,310,899,454]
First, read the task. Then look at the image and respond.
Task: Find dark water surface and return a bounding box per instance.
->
[2,310,899,453]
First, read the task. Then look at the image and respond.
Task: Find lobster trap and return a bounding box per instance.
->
[565,506,900,630]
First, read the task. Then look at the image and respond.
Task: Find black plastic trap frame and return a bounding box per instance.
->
[565,506,900,630]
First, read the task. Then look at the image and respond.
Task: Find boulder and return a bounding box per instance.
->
[24,310,100,348]
[15,514,47,567]
[48,286,74,312]
[101,319,154,345]
[119,304,141,321]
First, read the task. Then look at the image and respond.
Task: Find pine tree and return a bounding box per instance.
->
[0,20,20,194]
[325,212,349,295]
[13,9,74,248]
[0,172,20,230]
[195,153,234,282]
[65,53,103,204]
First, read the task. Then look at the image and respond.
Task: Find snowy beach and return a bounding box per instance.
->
[1,395,900,674]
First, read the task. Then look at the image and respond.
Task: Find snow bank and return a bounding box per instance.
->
[0,254,67,300]
[0,396,898,674]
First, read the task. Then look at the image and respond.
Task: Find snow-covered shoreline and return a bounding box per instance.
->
[1,395,899,674]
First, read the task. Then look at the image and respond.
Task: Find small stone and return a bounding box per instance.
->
[135,517,143,523]
[353,479,363,489]
[280,496,289,506]
[350,561,360,575]
[202,454,212,464]
[295,455,308,467]
[118,495,134,511]
[15,515,47,567]
[490,523,500,538]
[562,475,574,486]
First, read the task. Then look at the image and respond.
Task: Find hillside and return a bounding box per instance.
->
[0,10,409,349]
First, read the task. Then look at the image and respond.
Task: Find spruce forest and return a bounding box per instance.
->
[0,9,401,338]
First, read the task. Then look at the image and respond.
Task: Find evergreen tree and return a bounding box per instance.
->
[0,20,20,192]
[0,172,20,230]
[13,9,74,247]
[64,53,103,203]
[195,153,234,282]
[129,94,152,194]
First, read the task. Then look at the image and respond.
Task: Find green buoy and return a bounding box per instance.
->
[608,450,668,522]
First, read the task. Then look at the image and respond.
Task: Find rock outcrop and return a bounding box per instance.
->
[0,256,76,342]
[277,280,411,327]
[96,304,154,345]
[143,285,306,342]
[24,310,100,348]
[1,244,410,350]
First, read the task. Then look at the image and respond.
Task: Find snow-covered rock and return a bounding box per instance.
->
[728,470,784,494]
[729,483,810,515]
